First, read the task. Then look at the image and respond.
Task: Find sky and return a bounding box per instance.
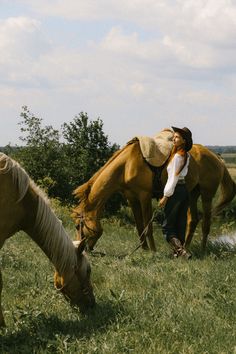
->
[0,0,236,147]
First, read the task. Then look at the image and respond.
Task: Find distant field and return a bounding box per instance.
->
[221,153,236,180]
[222,152,236,165]
[228,167,236,180]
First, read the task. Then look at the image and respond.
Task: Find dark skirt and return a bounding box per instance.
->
[162,184,189,244]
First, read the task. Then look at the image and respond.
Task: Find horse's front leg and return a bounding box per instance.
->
[141,194,156,252]
[0,270,5,327]
[128,196,149,250]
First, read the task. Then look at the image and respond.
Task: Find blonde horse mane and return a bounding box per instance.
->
[0,153,30,202]
[0,153,77,274]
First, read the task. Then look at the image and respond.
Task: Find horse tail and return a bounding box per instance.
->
[213,165,236,216]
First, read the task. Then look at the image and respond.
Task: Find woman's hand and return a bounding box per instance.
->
[159,196,168,208]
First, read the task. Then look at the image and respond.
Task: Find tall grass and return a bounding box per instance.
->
[1,219,236,354]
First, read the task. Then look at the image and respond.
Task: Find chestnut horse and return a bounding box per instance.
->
[0,153,95,327]
[72,140,235,253]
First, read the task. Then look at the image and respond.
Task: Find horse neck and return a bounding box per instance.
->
[28,193,77,276]
[87,163,123,212]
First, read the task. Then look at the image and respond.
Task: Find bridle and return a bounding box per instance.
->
[75,213,98,238]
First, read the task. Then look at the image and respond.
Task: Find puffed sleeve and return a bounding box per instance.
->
[163,154,184,197]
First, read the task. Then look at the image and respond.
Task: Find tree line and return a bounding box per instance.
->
[1,107,235,217]
[1,106,123,214]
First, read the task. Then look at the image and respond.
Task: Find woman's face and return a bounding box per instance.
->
[173,132,185,148]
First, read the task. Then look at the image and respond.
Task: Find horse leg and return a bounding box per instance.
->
[128,197,149,250]
[140,195,156,252]
[201,197,213,253]
[0,269,5,327]
[185,186,200,248]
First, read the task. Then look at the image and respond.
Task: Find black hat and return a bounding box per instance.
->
[171,126,193,151]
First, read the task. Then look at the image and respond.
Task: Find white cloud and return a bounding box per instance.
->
[17,0,236,69]
[0,2,236,146]
[0,16,51,85]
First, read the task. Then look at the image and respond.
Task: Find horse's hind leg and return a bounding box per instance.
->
[201,196,213,253]
[0,269,5,327]
[185,186,200,248]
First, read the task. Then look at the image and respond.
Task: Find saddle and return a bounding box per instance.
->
[128,129,174,199]
[137,128,174,167]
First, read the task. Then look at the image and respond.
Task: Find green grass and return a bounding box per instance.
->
[0,222,236,354]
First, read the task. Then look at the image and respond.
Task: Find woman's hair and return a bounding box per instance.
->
[167,146,188,175]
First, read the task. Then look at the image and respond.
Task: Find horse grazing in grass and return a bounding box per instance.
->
[72,139,235,253]
[0,153,95,327]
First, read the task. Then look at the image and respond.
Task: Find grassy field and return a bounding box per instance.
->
[0,218,236,354]
[0,157,236,354]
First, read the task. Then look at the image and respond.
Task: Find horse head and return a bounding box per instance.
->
[72,207,103,251]
[54,239,95,312]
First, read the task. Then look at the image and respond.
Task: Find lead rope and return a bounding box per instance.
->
[124,209,158,258]
[91,209,158,259]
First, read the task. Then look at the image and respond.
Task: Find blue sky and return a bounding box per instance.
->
[0,0,236,146]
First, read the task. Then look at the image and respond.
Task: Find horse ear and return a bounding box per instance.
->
[73,239,86,254]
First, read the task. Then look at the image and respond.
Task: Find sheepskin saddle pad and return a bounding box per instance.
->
[136,128,174,167]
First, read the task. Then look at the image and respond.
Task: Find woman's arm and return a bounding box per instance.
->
[163,154,184,197]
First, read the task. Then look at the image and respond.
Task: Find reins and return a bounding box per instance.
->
[125,209,158,258]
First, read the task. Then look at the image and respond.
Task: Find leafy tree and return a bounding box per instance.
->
[62,112,123,212]
[10,108,123,213]
[62,112,119,187]
[12,106,67,199]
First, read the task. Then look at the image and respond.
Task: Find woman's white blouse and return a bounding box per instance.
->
[163,153,190,197]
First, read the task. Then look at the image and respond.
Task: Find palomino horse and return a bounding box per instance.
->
[0,153,95,327]
[72,140,235,253]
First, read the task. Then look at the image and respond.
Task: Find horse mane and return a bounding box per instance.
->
[0,153,30,202]
[73,143,131,205]
[0,153,77,274]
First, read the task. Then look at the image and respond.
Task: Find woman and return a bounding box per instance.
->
[159,126,193,258]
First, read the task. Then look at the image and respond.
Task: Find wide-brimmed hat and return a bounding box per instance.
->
[171,126,193,151]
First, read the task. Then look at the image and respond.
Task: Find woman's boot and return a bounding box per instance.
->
[169,237,191,259]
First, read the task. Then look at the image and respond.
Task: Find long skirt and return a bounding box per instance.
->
[162,184,189,244]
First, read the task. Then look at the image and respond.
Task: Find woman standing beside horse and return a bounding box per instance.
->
[159,127,193,258]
